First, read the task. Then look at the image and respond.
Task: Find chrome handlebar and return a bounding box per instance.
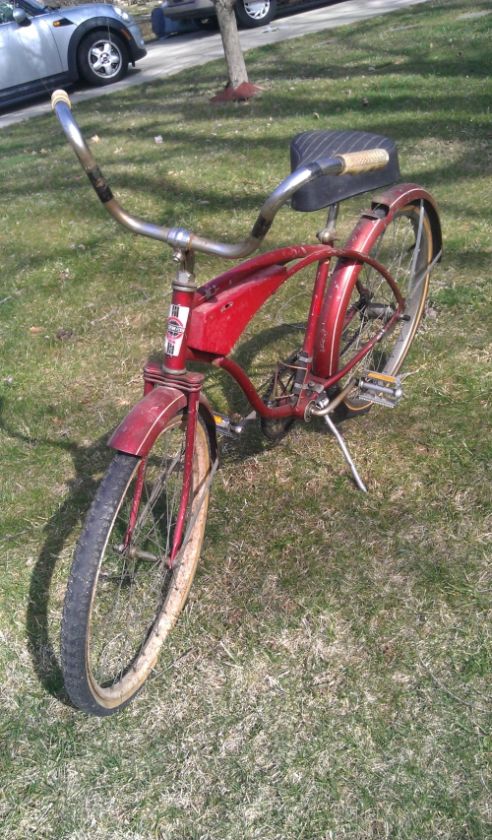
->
[51,89,389,260]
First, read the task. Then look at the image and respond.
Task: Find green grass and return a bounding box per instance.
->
[0,0,491,837]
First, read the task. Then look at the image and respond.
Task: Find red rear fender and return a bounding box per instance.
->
[369,183,442,257]
[313,183,442,378]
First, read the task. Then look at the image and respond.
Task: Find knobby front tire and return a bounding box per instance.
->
[332,202,434,416]
[61,413,212,716]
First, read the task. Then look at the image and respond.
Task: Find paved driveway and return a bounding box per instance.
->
[0,0,432,129]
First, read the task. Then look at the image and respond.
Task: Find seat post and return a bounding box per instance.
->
[317,203,339,244]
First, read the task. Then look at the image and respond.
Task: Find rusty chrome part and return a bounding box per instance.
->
[171,249,195,289]
[357,373,403,408]
[307,377,357,419]
[51,94,174,241]
[290,351,312,395]
[116,545,159,562]
[213,410,256,437]
[173,268,196,292]
[317,203,340,244]
[168,228,193,251]
[157,371,205,393]
[323,412,368,493]
[51,93,352,260]
[105,198,171,241]
[186,160,345,259]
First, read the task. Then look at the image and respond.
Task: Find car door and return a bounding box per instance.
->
[0,0,63,90]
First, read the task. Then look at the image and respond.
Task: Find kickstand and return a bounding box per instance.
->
[323,413,368,493]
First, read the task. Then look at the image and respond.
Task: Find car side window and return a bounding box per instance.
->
[0,1,15,24]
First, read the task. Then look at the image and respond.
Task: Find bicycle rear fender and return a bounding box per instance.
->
[314,183,442,378]
[108,386,187,458]
[369,183,442,257]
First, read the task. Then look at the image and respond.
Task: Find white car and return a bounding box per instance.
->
[0,0,147,108]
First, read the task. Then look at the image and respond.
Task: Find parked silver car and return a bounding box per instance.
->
[0,0,146,108]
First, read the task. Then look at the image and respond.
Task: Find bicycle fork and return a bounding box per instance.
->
[168,382,201,566]
[144,369,208,569]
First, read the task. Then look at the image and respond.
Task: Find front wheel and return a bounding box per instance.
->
[61,412,212,716]
[330,202,434,416]
[78,31,129,87]
[235,0,276,28]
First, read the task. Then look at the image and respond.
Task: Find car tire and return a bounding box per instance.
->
[78,30,129,87]
[235,0,276,28]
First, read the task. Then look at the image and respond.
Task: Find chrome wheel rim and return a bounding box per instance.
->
[242,0,271,21]
[89,40,123,80]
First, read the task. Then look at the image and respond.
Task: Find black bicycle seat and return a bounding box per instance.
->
[290,129,400,211]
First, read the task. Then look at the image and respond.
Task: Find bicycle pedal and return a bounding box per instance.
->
[213,411,256,436]
[213,413,236,437]
[358,372,403,408]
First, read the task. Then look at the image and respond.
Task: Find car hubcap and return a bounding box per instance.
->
[89,40,122,79]
[242,0,271,21]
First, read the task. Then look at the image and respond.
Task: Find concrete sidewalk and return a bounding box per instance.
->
[0,0,432,129]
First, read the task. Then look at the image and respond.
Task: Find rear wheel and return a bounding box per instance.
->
[61,412,212,716]
[235,0,276,28]
[332,202,433,416]
[260,350,300,441]
[78,31,129,87]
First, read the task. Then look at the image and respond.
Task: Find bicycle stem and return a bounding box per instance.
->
[51,90,388,260]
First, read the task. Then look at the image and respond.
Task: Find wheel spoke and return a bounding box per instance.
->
[334,205,432,413]
[61,414,211,714]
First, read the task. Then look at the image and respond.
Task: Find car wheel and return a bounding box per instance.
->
[235,0,276,28]
[78,30,129,87]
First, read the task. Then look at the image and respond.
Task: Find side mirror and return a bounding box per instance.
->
[13,7,30,25]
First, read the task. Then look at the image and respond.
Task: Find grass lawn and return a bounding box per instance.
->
[0,0,491,837]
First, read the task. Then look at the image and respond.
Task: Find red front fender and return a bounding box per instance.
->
[108,386,187,457]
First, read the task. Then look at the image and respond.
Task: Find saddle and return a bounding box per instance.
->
[290,129,400,211]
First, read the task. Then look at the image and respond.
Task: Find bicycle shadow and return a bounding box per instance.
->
[5,321,332,705]
[0,398,113,705]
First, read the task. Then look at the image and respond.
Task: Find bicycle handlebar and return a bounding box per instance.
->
[51,89,389,259]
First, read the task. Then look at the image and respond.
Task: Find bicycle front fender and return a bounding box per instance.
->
[108,386,187,458]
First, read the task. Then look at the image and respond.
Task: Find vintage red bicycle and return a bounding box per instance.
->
[51,90,441,716]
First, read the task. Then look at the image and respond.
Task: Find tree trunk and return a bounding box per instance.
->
[213,0,249,88]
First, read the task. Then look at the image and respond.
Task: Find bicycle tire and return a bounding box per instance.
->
[329,202,433,416]
[61,411,212,716]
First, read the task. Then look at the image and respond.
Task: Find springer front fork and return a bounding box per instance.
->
[141,366,206,568]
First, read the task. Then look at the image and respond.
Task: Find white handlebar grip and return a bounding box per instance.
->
[51,89,72,111]
[337,148,389,175]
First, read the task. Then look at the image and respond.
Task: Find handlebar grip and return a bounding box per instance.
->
[336,148,389,175]
[51,89,72,111]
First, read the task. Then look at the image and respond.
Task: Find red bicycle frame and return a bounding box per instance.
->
[107,178,441,564]
[155,185,436,424]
